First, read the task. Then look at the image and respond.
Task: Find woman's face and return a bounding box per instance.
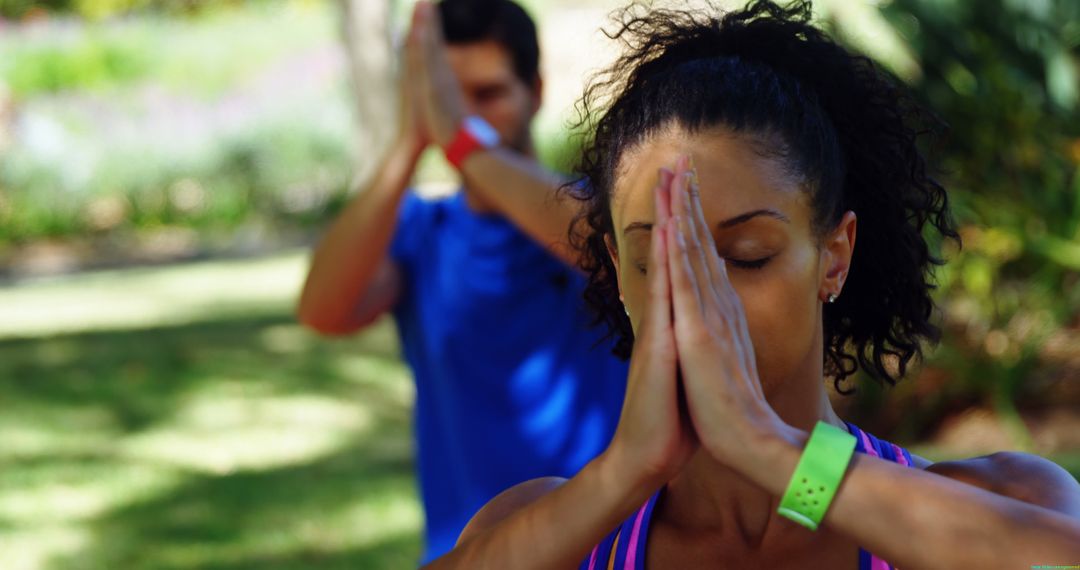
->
[608,127,855,396]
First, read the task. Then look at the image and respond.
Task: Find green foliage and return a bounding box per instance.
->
[0,0,251,20]
[0,120,354,242]
[0,2,349,243]
[843,0,1080,442]
[0,3,332,98]
[3,34,150,97]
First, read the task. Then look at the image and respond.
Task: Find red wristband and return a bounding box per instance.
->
[443,116,499,170]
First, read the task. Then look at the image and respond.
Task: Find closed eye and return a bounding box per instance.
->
[728,256,772,270]
[633,255,771,275]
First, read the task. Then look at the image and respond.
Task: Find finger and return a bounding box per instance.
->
[726,270,762,381]
[684,160,745,350]
[414,3,445,81]
[667,213,704,329]
[686,160,726,295]
[423,0,448,48]
[417,1,447,69]
[402,12,426,128]
[642,167,675,337]
[678,162,760,392]
[411,1,430,59]
[408,5,433,101]
[703,255,762,389]
[678,161,764,398]
[643,217,672,335]
[405,2,424,67]
[409,1,425,35]
[671,156,712,310]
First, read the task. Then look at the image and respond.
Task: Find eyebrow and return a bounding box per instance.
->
[623,209,790,234]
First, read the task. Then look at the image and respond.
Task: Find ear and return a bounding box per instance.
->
[819,211,857,302]
[604,233,624,301]
[529,74,543,116]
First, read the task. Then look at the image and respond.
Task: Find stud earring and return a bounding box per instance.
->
[826,293,838,304]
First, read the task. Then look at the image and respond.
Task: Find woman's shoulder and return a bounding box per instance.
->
[456,477,568,546]
[916,450,1080,517]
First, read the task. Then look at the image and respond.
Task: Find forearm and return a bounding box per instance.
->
[297,138,422,331]
[424,451,655,570]
[744,427,1080,570]
[460,148,580,266]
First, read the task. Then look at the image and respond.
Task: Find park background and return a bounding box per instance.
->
[0,0,1078,567]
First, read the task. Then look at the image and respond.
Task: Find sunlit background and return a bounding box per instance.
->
[0,0,1078,568]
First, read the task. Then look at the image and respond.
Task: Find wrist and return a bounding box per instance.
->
[595,444,665,511]
[431,106,467,148]
[775,422,857,531]
[731,419,808,495]
[432,120,458,149]
[442,115,499,170]
[395,131,428,161]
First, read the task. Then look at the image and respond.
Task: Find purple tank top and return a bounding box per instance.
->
[580,421,914,570]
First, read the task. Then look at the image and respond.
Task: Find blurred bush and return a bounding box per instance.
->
[0,2,352,245]
[839,0,1080,444]
[0,119,353,241]
[0,0,253,20]
[3,34,150,96]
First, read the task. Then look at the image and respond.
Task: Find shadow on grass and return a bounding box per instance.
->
[0,313,403,432]
[0,313,423,569]
[45,432,421,569]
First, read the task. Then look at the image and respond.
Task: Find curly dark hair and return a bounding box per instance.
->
[566,0,960,393]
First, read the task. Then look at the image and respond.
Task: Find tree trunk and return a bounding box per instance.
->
[339,0,400,190]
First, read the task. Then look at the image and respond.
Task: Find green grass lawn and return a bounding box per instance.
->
[0,251,423,569]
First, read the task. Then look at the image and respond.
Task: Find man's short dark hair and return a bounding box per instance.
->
[437,0,541,84]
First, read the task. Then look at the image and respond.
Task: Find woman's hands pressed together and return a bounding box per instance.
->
[664,155,792,468]
[604,166,699,492]
[604,154,793,494]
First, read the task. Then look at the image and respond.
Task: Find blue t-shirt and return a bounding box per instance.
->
[389,190,628,562]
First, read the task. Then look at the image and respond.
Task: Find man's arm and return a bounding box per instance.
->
[459,149,580,265]
[412,2,583,267]
[299,2,439,336]
[296,136,423,335]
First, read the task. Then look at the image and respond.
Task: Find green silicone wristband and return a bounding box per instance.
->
[777,421,856,531]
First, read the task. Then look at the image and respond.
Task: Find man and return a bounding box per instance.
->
[297,0,627,561]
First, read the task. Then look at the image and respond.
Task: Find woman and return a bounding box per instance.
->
[423,1,1080,568]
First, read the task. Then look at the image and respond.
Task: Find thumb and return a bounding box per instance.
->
[420,0,448,53]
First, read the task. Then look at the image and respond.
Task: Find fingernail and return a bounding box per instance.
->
[677,155,689,172]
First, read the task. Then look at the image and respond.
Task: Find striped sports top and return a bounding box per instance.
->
[579,421,914,570]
